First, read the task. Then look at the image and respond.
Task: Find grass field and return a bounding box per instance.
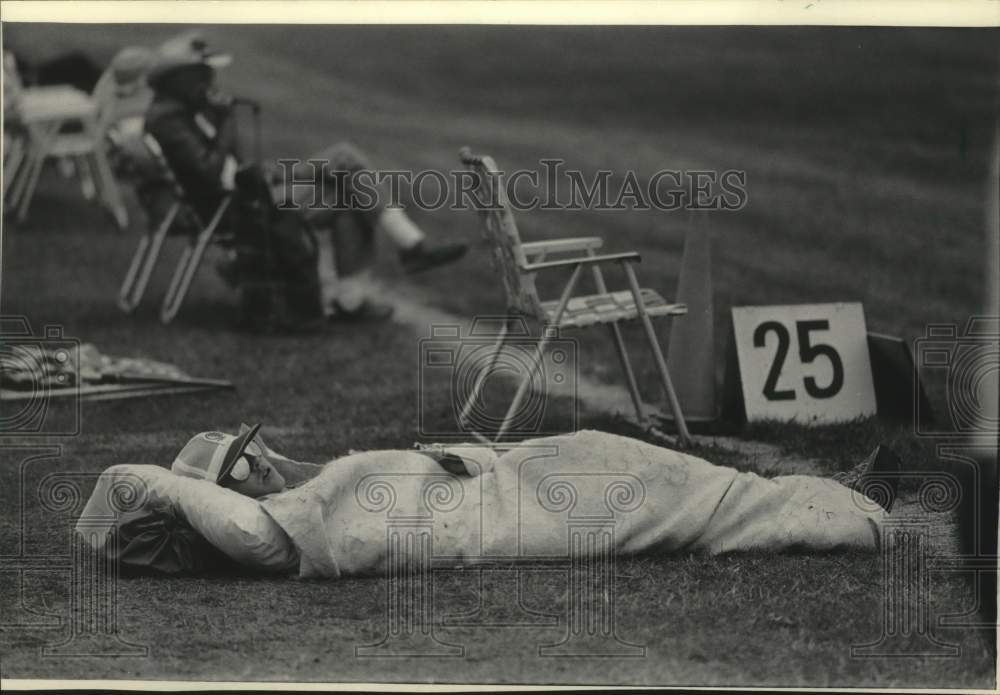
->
[1,23,998,687]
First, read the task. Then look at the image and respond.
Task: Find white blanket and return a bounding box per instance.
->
[260,430,884,578]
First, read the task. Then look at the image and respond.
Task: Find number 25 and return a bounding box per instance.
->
[752,320,845,401]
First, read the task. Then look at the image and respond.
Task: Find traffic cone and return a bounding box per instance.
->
[666,211,718,421]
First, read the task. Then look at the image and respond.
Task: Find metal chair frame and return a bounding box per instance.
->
[458,148,693,448]
[117,133,232,324]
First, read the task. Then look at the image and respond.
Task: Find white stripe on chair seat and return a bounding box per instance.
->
[541,289,686,328]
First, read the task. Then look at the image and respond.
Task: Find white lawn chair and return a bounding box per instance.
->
[3,51,133,229]
[458,148,693,447]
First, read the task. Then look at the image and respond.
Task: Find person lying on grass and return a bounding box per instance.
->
[88,424,902,578]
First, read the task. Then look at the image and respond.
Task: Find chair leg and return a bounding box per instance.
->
[494,264,581,440]
[497,329,552,441]
[161,244,195,324]
[607,321,648,427]
[622,264,693,448]
[76,154,96,200]
[458,318,510,432]
[3,135,27,199]
[591,259,647,425]
[160,198,231,324]
[643,320,693,448]
[91,147,128,230]
[118,202,180,312]
[15,122,60,222]
[15,145,47,222]
[6,144,35,209]
[119,234,152,312]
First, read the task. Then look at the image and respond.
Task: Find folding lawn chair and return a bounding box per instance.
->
[3,54,31,200]
[458,148,693,448]
[118,96,309,326]
[116,132,233,323]
[3,51,130,229]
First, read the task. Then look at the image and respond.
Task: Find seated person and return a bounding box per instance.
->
[143,31,466,326]
[85,424,902,579]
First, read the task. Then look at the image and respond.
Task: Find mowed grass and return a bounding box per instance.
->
[1,24,997,687]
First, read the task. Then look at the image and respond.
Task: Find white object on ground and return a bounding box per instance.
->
[334,268,375,312]
[78,432,884,579]
[77,464,298,572]
[260,430,884,579]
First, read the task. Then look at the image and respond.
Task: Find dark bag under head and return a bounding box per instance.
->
[108,503,234,576]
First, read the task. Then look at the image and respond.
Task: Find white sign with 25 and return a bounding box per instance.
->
[731,302,877,424]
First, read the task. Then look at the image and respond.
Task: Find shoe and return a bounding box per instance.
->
[400,241,467,274]
[329,298,395,322]
[832,444,902,513]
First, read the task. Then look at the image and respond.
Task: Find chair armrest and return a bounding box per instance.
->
[520,251,641,272]
[521,237,604,258]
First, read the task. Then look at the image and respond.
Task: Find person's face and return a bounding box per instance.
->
[161,64,214,106]
[222,443,286,498]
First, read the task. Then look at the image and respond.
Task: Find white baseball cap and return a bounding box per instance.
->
[171,423,261,484]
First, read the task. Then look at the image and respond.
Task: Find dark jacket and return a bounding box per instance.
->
[144,93,237,221]
[143,91,323,317]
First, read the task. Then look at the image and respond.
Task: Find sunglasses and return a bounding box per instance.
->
[228,440,263,482]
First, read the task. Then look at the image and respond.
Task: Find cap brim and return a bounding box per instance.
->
[205,53,232,69]
[148,53,231,83]
[217,422,262,483]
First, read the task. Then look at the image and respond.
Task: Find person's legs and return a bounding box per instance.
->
[226,172,325,329]
[269,210,323,320]
[687,472,884,554]
[500,430,891,557]
[322,210,392,320]
[697,442,903,553]
[228,212,321,330]
[299,142,467,274]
